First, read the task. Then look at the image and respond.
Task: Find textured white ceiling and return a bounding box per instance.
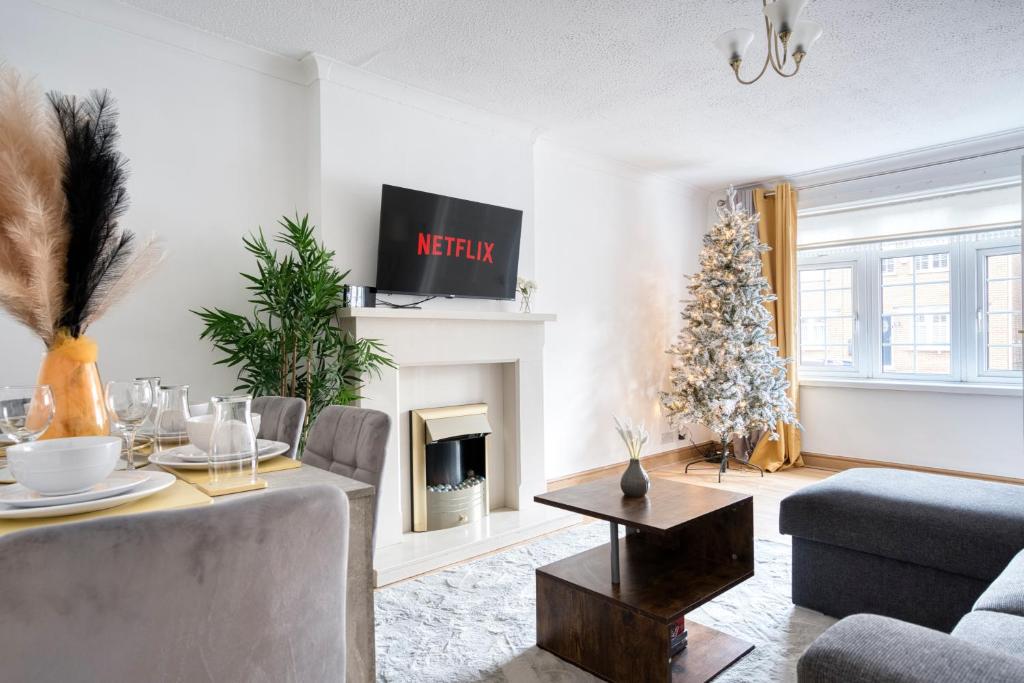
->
[121,0,1024,189]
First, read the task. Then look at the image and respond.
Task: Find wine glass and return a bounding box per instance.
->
[0,385,55,445]
[105,380,154,471]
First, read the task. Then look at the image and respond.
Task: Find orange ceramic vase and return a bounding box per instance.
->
[36,333,109,439]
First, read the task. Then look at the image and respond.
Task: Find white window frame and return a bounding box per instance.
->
[968,240,1022,382]
[872,241,959,383]
[797,225,1022,386]
[796,255,864,377]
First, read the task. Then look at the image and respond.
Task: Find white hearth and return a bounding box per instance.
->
[337,307,577,586]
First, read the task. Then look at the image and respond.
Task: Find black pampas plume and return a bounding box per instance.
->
[47,90,134,337]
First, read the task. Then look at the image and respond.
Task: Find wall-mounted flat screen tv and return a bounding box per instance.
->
[375,185,522,300]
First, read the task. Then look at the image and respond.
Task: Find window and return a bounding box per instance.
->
[798,266,855,370]
[880,252,951,375]
[797,227,1022,384]
[981,249,1022,375]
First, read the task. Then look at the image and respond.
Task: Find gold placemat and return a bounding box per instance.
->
[158,456,301,485]
[0,480,212,537]
[196,477,269,497]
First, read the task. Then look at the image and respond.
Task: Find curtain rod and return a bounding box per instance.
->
[758,144,1024,198]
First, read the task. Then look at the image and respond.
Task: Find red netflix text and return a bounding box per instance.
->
[417,232,494,264]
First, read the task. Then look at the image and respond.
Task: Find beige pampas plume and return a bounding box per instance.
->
[0,63,68,346]
[80,233,166,330]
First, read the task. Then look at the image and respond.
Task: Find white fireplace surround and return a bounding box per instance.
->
[337,307,576,585]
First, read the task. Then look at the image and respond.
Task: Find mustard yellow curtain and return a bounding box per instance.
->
[749,183,803,472]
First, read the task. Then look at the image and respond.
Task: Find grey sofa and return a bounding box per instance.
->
[783,468,1024,682]
[0,485,349,682]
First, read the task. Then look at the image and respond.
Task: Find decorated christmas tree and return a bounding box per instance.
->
[660,188,797,475]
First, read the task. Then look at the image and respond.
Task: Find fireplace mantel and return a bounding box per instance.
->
[339,307,556,323]
[337,306,572,585]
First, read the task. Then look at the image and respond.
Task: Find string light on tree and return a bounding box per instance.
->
[660,188,798,480]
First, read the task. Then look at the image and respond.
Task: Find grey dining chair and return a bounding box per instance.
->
[251,395,307,458]
[303,405,390,541]
[0,485,349,682]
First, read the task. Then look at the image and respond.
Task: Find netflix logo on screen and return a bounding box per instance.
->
[417,232,495,263]
[376,185,523,300]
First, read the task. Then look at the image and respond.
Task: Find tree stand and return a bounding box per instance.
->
[683,438,765,483]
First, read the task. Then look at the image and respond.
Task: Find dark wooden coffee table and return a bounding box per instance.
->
[534,476,754,682]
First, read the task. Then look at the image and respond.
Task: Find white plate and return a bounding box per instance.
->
[166,439,283,462]
[0,471,151,508]
[148,440,289,470]
[0,471,176,519]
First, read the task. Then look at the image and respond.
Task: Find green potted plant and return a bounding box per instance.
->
[193,214,394,441]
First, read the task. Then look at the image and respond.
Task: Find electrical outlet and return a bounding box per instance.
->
[661,431,677,445]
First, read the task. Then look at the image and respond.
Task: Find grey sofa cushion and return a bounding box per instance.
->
[780,468,1024,581]
[799,614,1024,683]
[952,610,1024,656]
[0,485,348,682]
[251,395,307,458]
[974,549,1024,616]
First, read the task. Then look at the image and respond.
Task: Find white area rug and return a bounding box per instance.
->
[375,523,835,682]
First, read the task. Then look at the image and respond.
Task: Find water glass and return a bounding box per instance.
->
[155,385,192,450]
[208,395,257,489]
[134,376,161,434]
[0,385,55,443]
[105,380,154,471]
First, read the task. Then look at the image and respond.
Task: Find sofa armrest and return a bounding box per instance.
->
[799,614,1024,683]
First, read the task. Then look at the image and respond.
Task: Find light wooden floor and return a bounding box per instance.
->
[650,461,834,540]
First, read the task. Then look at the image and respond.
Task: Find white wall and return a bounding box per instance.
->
[801,385,1024,478]
[534,142,711,479]
[308,56,538,299]
[0,0,308,402]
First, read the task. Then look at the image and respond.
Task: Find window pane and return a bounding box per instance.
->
[825,268,851,288]
[914,253,950,283]
[800,270,824,290]
[914,283,949,312]
[801,318,826,345]
[801,346,826,366]
[988,313,1015,345]
[826,346,853,367]
[988,253,1021,279]
[826,318,853,346]
[801,290,825,316]
[883,345,914,373]
[989,346,1012,371]
[987,279,1022,313]
[882,257,914,285]
[916,314,950,344]
[882,285,914,314]
[984,251,1023,374]
[826,289,852,316]
[885,315,914,344]
[915,346,951,374]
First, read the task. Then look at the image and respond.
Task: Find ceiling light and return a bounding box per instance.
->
[714,0,823,85]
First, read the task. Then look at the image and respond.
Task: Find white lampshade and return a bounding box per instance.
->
[763,0,809,34]
[789,20,823,56]
[714,28,755,62]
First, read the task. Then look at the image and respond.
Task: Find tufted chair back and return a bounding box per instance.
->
[303,405,390,540]
[251,396,307,459]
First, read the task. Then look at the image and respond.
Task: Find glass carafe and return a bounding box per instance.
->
[155,384,191,450]
[207,395,257,489]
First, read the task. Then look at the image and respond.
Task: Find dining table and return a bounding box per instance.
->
[0,449,377,683]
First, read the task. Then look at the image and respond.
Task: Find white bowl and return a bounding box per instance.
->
[185,413,261,452]
[6,436,121,496]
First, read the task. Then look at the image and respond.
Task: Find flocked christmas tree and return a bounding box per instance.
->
[660,188,797,476]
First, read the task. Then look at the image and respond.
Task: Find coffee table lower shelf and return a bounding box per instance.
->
[535,532,754,683]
